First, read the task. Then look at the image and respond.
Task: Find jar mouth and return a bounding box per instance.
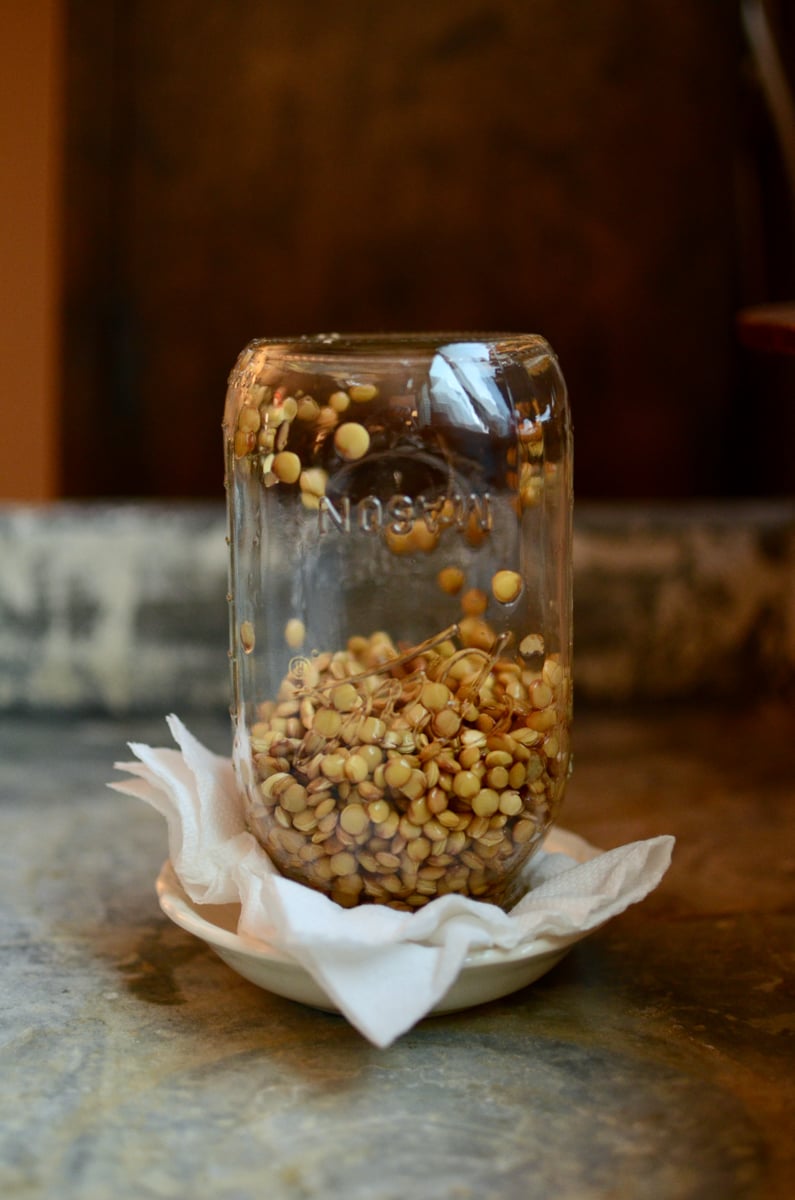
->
[244,331,552,367]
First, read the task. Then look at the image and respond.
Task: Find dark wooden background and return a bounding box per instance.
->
[61,0,795,500]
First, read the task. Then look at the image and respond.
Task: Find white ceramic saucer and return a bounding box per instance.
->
[155,827,600,1015]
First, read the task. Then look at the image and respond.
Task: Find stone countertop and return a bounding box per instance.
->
[1,706,793,1200]
[3,501,795,712]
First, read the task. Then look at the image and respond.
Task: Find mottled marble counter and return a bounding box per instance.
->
[1,706,793,1200]
[3,502,794,712]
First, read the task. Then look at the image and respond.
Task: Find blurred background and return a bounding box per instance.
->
[1,0,793,503]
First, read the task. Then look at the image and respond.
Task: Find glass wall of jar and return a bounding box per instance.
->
[223,334,572,911]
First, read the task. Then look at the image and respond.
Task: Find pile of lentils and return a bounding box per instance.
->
[244,624,570,910]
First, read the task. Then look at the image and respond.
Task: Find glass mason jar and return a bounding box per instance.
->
[223,333,572,911]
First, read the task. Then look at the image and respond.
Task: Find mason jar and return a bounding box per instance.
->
[223,333,572,910]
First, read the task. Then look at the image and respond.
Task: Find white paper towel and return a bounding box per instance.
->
[111,714,674,1046]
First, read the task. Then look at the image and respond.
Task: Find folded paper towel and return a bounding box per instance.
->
[111,715,674,1046]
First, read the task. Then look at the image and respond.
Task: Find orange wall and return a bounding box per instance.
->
[0,1,62,500]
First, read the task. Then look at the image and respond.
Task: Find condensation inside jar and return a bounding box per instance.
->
[223,333,573,911]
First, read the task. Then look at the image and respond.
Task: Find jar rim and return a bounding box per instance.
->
[242,331,554,367]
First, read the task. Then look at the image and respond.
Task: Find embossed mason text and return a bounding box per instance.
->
[317,492,492,536]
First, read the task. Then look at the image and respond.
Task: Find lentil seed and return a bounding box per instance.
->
[330,851,358,876]
[320,754,347,781]
[487,765,509,789]
[313,709,342,738]
[398,816,423,840]
[234,429,255,458]
[437,566,465,595]
[406,837,431,862]
[508,761,527,788]
[526,708,557,732]
[423,760,440,788]
[272,451,301,483]
[292,810,318,832]
[313,857,334,881]
[299,842,325,862]
[340,805,370,836]
[358,780,385,802]
[422,818,448,841]
[520,633,545,658]
[499,791,523,816]
[359,716,386,743]
[512,819,536,844]
[529,680,554,709]
[400,769,427,801]
[366,799,390,823]
[284,618,306,648]
[458,617,495,651]
[344,754,369,783]
[299,467,327,497]
[349,383,378,402]
[296,396,320,421]
[453,770,480,799]
[334,422,370,461]
[240,621,256,654]
[426,787,448,814]
[332,682,359,712]
[384,757,412,789]
[237,405,261,434]
[375,812,400,839]
[492,570,522,604]
[471,788,500,818]
[281,782,308,812]
[432,709,461,738]
[403,790,427,822]
[420,681,451,711]
[275,828,305,855]
[544,734,560,759]
[461,588,488,616]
